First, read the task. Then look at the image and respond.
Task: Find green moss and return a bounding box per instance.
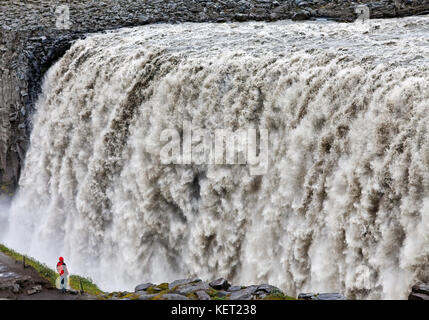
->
[263,291,296,300]
[206,288,218,297]
[186,292,198,300]
[157,282,169,290]
[121,292,139,300]
[146,286,163,294]
[152,291,169,300]
[0,243,103,296]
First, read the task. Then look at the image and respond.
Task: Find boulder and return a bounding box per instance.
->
[159,293,190,300]
[411,283,429,295]
[209,278,231,290]
[196,290,211,300]
[255,284,283,294]
[229,290,252,300]
[227,286,242,292]
[136,293,158,300]
[408,293,429,300]
[27,288,39,295]
[298,292,346,300]
[169,278,201,290]
[408,283,429,300]
[317,293,346,300]
[216,290,230,298]
[291,11,310,21]
[229,285,259,300]
[176,282,211,295]
[135,282,154,292]
[298,292,315,300]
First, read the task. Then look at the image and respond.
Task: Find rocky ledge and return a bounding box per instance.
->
[98,277,346,300]
[408,283,429,300]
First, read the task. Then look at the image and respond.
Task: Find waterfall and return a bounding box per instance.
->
[3,18,429,299]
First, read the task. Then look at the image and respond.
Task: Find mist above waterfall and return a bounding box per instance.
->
[3,18,429,299]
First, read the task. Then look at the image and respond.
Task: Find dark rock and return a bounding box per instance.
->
[169,278,202,290]
[216,290,230,297]
[408,292,429,300]
[67,289,79,295]
[209,278,231,290]
[408,283,429,300]
[27,288,39,295]
[317,293,346,300]
[136,293,158,300]
[230,289,252,300]
[255,284,283,294]
[229,285,259,300]
[292,11,310,21]
[176,282,211,295]
[298,292,346,300]
[411,283,429,295]
[298,292,315,300]
[159,293,190,300]
[227,285,243,292]
[135,282,154,292]
[196,290,211,300]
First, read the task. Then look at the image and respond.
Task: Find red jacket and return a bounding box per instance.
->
[56,261,68,276]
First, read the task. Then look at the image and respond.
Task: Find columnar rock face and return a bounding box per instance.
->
[0,0,428,192]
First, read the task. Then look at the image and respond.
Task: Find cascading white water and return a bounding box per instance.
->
[2,18,429,299]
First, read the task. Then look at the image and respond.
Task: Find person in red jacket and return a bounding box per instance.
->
[56,257,69,293]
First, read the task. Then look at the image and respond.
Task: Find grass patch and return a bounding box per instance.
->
[0,243,103,296]
[69,274,103,296]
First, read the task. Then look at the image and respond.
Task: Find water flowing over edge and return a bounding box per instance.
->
[2,18,429,299]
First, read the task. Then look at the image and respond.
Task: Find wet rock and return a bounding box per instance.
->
[135,282,154,292]
[229,285,259,300]
[67,289,79,295]
[227,285,243,292]
[169,278,201,289]
[176,282,211,295]
[408,283,429,300]
[408,293,429,300]
[159,293,190,300]
[298,292,346,300]
[255,284,283,294]
[12,283,20,293]
[27,287,41,295]
[298,292,315,300]
[216,290,230,298]
[136,293,158,300]
[209,278,231,290]
[196,290,211,300]
[229,289,252,300]
[411,283,429,295]
[317,293,346,300]
[292,11,310,21]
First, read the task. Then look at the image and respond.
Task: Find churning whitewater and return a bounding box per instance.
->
[3,18,429,299]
